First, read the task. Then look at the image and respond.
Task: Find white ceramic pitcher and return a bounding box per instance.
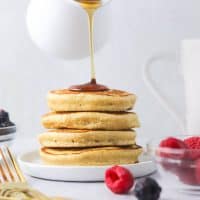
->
[26,0,112,59]
[144,40,200,134]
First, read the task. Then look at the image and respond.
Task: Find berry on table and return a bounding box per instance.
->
[105,165,134,194]
[134,177,161,200]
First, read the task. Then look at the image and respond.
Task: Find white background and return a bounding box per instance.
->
[0,0,199,139]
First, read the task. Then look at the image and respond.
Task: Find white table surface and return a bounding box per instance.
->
[7,138,199,200]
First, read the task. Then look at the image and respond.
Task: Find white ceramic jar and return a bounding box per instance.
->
[26,0,112,59]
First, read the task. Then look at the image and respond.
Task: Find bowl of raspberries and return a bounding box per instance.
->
[156,136,200,190]
[0,109,16,145]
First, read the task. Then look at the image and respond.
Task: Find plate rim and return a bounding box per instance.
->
[18,150,157,181]
[18,150,156,169]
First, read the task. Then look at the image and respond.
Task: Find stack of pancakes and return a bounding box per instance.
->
[39,89,142,166]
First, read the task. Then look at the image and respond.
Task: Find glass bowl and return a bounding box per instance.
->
[153,135,200,193]
[0,125,16,146]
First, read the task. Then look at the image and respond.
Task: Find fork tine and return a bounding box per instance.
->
[0,149,11,182]
[0,146,26,183]
[1,146,20,182]
[1,148,17,182]
[6,147,26,183]
[0,164,6,183]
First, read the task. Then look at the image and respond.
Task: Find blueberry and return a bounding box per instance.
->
[134,178,162,200]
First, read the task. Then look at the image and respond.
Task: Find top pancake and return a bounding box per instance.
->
[47,89,136,112]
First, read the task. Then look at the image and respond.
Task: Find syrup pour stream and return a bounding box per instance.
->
[69,0,109,91]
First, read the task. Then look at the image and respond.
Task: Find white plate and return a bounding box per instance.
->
[18,151,157,182]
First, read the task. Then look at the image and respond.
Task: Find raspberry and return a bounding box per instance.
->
[184,137,200,160]
[159,137,186,149]
[159,160,180,175]
[159,137,187,159]
[174,160,197,185]
[178,170,197,185]
[195,159,200,184]
[105,166,134,194]
[184,137,200,149]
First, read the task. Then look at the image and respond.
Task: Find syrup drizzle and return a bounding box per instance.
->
[69,0,109,92]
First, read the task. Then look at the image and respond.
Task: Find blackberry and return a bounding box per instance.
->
[0,110,9,123]
[0,109,15,127]
[134,177,162,200]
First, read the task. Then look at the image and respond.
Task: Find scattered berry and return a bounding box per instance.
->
[105,166,134,194]
[159,137,187,159]
[134,177,161,200]
[184,137,200,160]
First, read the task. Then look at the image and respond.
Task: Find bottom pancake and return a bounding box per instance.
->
[40,146,143,166]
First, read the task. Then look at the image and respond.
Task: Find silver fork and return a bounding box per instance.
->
[0,146,26,183]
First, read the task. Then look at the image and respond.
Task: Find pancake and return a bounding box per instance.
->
[42,112,140,130]
[38,129,136,148]
[40,145,143,166]
[47,89,136,112]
